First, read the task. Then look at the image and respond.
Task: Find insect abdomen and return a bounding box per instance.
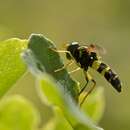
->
[91,60,122,92]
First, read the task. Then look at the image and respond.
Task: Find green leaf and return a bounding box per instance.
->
[38,75,65,107]
[43,106,73,130]
[81,87,105,123]
[22,34,104,130]
[0,95,39,130]
[0,38,27,97]
[22,34,79,102]
[38,74,103,130]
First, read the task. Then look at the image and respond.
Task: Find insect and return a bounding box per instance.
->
[50,42,122,106]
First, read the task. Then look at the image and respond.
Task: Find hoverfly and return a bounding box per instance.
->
[50,42,122,106]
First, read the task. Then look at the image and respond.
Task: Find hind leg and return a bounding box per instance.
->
[79,70,96,107]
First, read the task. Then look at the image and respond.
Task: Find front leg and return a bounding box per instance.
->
[49,46,75,60]
[49,47,76,72]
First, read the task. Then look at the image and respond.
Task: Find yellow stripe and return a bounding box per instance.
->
[92,60,102,70]
[101,66,110,76]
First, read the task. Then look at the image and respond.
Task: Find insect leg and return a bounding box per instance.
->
[49,47,75,60]
[50,48,69,53]
[80,71,96,107]
[79,70,89,95]
[54,60,74,72]
[49,47,76,72]
[68,67,81,74]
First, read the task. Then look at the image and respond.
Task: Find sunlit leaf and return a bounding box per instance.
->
[43,106,73,130]
[0,95,39,130]
[0,38,27,97]
[22,34,104,130]
[81,87,105,123]
[38,74,103,130]
[22,34,79,102]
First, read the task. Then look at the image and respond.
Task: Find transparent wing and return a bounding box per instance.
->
[89,44,106,55]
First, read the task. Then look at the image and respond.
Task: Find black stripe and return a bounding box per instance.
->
[104,69,116,81]
[104,69,121,92]
[97,63,107,73]
[111,77,121,92]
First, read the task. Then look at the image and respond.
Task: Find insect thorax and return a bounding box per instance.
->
[71,46,98,70]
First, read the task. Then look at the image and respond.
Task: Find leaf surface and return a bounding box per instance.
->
[0,95,39,130]
[0,38,27,97]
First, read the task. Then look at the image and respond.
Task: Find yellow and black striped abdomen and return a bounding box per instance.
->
[91,60,122,92]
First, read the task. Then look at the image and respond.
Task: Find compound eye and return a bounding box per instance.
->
[66,53,72,60]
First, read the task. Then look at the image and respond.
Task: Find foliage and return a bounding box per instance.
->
[0,95,39,130]
[0,34,105,130]
[0,38,27,97]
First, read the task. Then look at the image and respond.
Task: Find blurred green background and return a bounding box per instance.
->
[0,0,129,130]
